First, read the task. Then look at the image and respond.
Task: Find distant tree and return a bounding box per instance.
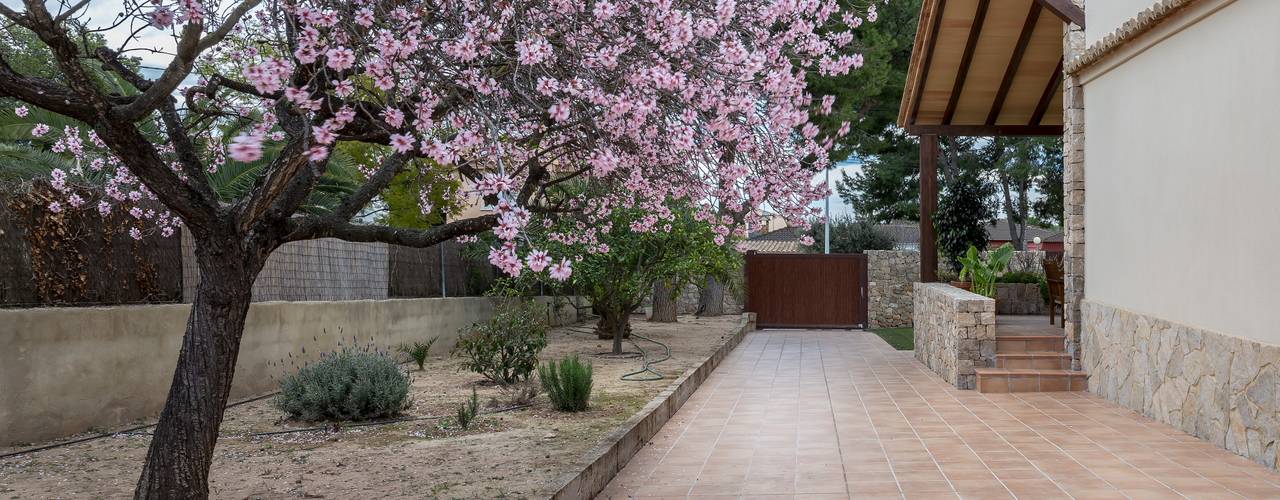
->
[525,194,739,355]
[803,215,896,253]
[808,0,923,162]
[936,168,995,273]
[837,132,920,223]
[991,137,1063,249]
[1032,141,1065,228]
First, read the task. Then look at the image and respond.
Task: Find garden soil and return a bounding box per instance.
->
[0,315,742,499]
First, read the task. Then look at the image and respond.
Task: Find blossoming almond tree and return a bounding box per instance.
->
[0,0,873,497]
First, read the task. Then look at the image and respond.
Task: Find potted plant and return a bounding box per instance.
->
[956,243,1014,299]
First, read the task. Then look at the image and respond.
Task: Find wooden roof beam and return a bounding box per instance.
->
[908,0,947,127]
[942,0,991,125]
[1030,58,1064,126]
[987,2,1042,126]
[1035,0,1085,28]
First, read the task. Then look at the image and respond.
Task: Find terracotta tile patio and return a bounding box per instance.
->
[599,330,1280,499]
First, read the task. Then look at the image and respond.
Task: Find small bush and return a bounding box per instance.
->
[397,337,438,371]
[456,388,480,429]
[455,300,547,385]
[996,270,1042,283]
[540,356,593,412]
[996,271,1051,304]
[274,346,411,421]
[501,381,540,407]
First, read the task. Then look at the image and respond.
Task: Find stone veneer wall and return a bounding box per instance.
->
[1082,300,1280,469]
[995,283,1045,315]
[913,283,996,389]
[1063,12,1087,371]
[867,250,920,329]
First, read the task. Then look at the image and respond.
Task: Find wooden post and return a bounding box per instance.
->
[919,134,939,282]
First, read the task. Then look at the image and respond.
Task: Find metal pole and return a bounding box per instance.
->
[824,168,831,254]
[439,243,447,297]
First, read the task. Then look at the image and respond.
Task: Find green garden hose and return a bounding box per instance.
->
[620,333,671,381]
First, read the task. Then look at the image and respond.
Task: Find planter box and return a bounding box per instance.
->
[995,283,1045,315]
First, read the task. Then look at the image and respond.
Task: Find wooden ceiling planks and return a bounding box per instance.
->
[899,0,1068,136]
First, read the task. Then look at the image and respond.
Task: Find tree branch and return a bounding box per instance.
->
[283,213,500,247]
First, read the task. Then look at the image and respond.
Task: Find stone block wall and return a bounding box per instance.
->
[995,283,1045,315]
[913,283,997,389]
[867,250,920,329]
[1082,301,1280,470]
[1064,18,1087,370]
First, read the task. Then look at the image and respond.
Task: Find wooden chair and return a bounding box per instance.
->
[1044,253,1065,325]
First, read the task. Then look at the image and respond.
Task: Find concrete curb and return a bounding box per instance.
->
[549,312,757,500]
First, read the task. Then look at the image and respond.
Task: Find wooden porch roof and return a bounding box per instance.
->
[897,0,1084,137]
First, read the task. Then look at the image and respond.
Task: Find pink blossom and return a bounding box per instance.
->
[31,123,49,137]
[14,106,28,117]
[389,134,414,153]
[526,250,552,273]
[548,102,570,123]
[97,201,111,216]
[47,201,62,213]
[228,134,263,162]
[129,227,142,240]
[325,47,356,72]
[548,259,573,281]
[307,145,329,161]
[149,7,174,29]
[383,108,405,128]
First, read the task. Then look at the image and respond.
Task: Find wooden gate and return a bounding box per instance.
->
[744,252,868,329]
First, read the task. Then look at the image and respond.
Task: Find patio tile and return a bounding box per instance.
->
[601,330,1280,499]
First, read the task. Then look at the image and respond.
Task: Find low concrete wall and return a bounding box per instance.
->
[913,283,996,389]
[995,283,1045,315]
[0,296,580,446]
[1083,300,1280,470]
[866,250,920,329]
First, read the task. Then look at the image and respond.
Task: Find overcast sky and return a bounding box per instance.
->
[811,158,861,219]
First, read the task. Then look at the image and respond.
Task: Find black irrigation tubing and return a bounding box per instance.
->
[0,392,280,461]
[243,402,538,437]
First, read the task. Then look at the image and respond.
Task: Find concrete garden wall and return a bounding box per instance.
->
[913,283,996,389]
[0,296,580,446]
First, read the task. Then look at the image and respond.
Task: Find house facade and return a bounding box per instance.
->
[898,0,1279,470]
[1070,0,1280,469]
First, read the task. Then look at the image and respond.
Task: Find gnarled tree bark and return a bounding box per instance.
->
[696,275,725,317]
[649,279,678,322]
[134,233,262,499]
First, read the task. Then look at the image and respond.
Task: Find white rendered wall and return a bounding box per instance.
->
[1083,0,1280,346]
[1083,0,1157,45]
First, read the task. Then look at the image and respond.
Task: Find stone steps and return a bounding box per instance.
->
[979,319,1087,393]
[995,335,1067,353]
[976,368,1089,393]
[995,352,1074,369]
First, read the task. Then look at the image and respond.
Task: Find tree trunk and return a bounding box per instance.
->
[649,279,678,322]
[595,306,632,354]
[135,238,258,500]
[696,275,725,317]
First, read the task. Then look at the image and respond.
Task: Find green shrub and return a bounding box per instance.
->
[996,271,1051,304]
[996,271,1041,283]
[274,346,411,421]
[397,337,438,371]
[455,387,480,429]
[455,300,547,385]
[540,356,593,412]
